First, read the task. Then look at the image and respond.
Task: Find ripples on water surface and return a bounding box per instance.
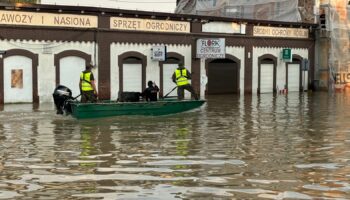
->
[1,92,350,199]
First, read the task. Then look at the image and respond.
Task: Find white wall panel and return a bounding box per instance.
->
[276,62,286,91]
[302,71,308,91]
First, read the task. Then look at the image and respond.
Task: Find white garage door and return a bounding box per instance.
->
[4,56,33,103]
[260,64,274,93]
[60,57,86,99]
[123,64,142,92]
[288,64,300,92]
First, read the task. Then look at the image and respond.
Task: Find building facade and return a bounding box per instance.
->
[0,4,317,104]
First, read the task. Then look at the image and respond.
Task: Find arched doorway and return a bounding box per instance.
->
[159,52,184,97]
[258,54,277,94]
[0,49,39,104]
[286,55,303,92]
[54,50,92,99]
[118,51,147,94]
[206,56,240,95]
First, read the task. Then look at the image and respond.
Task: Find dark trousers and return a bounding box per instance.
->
[81,90,97,103]
[177,84,199,100]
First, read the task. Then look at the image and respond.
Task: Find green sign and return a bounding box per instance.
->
[282,48,292,61]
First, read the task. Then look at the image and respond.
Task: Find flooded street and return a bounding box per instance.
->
[1,92,350,199]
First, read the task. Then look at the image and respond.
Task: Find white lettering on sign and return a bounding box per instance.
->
[196,38,225,59]
[0,13,33,24]
[335,72,350,84]
[253,26,309,38]
[201,39,220,47]
[0,10,97,28]
[110,17,190,33]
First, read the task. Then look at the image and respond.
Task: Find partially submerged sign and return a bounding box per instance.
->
[196,38,225,59]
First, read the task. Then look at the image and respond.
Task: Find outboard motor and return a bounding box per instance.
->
[118,92,141,102]
[53,85,73,115]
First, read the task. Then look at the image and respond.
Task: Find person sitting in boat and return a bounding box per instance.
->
[79,63,98,103]
[172,63,199,100]
[142,80,159,101]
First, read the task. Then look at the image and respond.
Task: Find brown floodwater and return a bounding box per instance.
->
[0,92,350,199]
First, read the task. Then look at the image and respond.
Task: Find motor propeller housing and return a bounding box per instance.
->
[52,85,73,115]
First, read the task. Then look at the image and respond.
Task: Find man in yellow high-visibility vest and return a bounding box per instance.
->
[79,63,98,103]
[172,63,199,100]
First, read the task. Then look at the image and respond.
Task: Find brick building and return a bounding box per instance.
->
[0,3,316,104]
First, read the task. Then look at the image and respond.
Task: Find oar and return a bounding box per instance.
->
[163,86,177,99]
[72,94,81,100]
[75,92,103,102]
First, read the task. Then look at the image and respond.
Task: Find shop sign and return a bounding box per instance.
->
[196,38,225,59]
[335,72,350,84]
[253,26,309,38]
[281,48,292,62]
[151,45,167,61]
[0,10,97,28]
[110,17,190,33]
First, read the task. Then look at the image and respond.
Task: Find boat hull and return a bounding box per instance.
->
[68,100,205,119]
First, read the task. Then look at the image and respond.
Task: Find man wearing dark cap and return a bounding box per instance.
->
[79,63,98,103]
[142,80,159,101]
[172,62,199,100]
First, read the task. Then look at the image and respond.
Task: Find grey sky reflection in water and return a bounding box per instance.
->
[1,92,350,199]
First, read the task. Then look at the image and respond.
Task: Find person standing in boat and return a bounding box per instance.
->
[79,63,98,103]
[142,80,159,101]
[172,63,199,100]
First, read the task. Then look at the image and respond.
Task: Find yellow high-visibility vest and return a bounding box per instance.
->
[80,72,94,91]
[175,69,189,86]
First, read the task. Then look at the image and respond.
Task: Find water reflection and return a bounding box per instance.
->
[0,93,350,199]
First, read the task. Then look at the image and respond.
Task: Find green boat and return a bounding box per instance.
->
[53,85,205,119]
[67,99,205,119]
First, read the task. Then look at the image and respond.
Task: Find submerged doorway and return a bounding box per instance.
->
[206,58,239,95]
